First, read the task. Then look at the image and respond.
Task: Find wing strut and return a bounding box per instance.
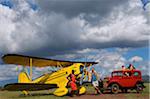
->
[30,58,33,81]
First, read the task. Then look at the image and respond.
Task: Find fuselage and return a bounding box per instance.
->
[18,63,84,88]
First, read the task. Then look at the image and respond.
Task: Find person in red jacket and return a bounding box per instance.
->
[67,70,78,96]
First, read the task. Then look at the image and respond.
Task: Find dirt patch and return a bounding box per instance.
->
[68,93,149,99]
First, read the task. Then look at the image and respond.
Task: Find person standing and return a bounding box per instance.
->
[91,68,101,95]
[67,70,78,96]
[79,69,89,85]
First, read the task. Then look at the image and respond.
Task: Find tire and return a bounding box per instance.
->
[111,84,119,94]
[136,83,144,93]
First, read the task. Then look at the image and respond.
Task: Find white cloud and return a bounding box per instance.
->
[138,61,149,75]
[0,0,43,53]
[129,56,143,62]
[76,48,99,54]
[0,1,85,54]
[0,48,148,81]
[80,0,150,45]
[0,64,21,81]
[95,51,126,69]
[0,0,149,81]
[0,0,149,55]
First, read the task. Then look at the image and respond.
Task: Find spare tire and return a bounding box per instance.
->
[136,83,144,93]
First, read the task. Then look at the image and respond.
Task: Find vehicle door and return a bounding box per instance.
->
[111,72,123,86]
[132,71,141,85]
[121,71,133,87]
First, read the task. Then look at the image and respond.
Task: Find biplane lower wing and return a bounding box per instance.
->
[4,83,58,91]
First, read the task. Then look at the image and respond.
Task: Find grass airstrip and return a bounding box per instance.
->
[0,83,149,99]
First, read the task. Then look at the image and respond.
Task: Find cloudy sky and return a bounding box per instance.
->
[0,0,149,84]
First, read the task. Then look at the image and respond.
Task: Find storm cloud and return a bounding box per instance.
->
[0,0,149,56]
[0,0,149,82]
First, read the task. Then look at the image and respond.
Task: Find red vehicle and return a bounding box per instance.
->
[101,69,145,94]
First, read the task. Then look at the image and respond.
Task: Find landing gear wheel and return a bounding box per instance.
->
[22,90,30,96]
[111,84,119,94]
[136,83,144,93]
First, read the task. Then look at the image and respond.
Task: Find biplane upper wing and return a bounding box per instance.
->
[2,54,98,67]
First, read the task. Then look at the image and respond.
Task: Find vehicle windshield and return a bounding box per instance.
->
[112,72,123,77]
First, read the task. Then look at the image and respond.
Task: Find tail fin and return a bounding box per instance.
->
[18,72,31,83]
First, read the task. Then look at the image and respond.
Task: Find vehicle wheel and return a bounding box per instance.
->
[111,84,119,94]
[136,83,144,93]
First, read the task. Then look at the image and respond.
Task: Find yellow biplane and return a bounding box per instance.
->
[2,54,98,96]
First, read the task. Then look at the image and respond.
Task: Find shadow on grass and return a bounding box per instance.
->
[18,93,53,97]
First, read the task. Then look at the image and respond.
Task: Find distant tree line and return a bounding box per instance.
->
[142,75,150,83]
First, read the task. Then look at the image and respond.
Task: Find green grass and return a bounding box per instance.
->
[124,83,149,99]
[0,90,68,99]
[0,83,149,99]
